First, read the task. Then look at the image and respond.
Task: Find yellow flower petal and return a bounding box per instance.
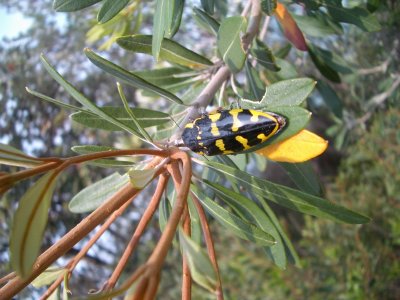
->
[256,130,328,163]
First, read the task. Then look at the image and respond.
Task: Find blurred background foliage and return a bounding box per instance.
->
[0,0,399,299]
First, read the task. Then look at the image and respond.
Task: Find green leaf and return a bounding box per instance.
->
[261,0,277,15]
[201,0,214,14]
[117,35,213,68]
[71,106,170,131]
[193,7,220,35]
[250,39,280,72]
[257,199,300,266]
[71,145,136,168]
[217,16,247,73]
[26,87,88,113]
[132,67,195,87]
[11,171,59,277]
[187,195,202,245]
[292,13,342,37]
[307,44,341,83]
[169,0,185,37]
[117,83,153,143]
[326,4,381,32]
[0,143,41,168]
[153,0,175,60]
[53,0,102,12]
[69,173,129,213]
[317,80,343,118]
[308,44,353,74]
[84,49,184,104]
[244,78,316,108]
[203,180,287,268]
[245,61,265,101]
[40,54,148,137]
[97,0,130,24]
[191,185,276,246]
[279,162,323,196]
[128,168,157,189]
[179,229,217,292]
[194,160,371,224]
[32,266,67,288]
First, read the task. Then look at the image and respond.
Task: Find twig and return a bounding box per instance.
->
[103,173,170,290]
[191,193,224,300]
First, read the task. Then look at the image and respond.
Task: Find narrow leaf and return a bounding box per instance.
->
[245,61,265,101]
[69,173,129,213]
[326,4,381,32]
[117,35,213,68]
[308,44,353,74]
[71,106,171,131]
[32,267,67,288]
[97,0,130,24]
[128,168,156,189]
[279,162,323,196]
[153,0,175,60]
[308,44,341,83]
[274,3,307,51]
[317,80,343,118]
[53,0,102,12]
[132,67,195,86]
[179,229,217,292]
[26,87,89,113]
[169,0,185,37]
[194,160,370,224]
[193,7,220,35]
[200,0,214,14]
[203,181,287,268]
[117,83,153,143]
[11,171,59,277]
[40,54,148,136]
[292,14,341,37]
[250,39,280,72]
[191,185,276,246]
[84,49,183,104]
[0,143,41,168]
[217,16,247,73]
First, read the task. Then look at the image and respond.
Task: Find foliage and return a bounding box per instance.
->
[0,0,391,299]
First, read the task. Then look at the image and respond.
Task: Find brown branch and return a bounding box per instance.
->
[182,209,192,300]
[191,192,224,300]
[88,151,192,299]
[0,157,164,299]
[40,183,139,300]
[103,173,170,290]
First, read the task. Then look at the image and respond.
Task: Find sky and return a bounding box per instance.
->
[0,7,32,39]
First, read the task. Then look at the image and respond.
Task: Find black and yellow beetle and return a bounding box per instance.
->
[181,108,286,156]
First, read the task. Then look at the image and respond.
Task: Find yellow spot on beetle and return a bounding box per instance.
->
[230,109,243,132]
[257,133,268,142]
[235,136,250,150]
[197,135,202,140]
[211,123,220,136]
[209,113,221,122]
[185,123,194,128]
[215,139,226,151]
[250,110,278,123]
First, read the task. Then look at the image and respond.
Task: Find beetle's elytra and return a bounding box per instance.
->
[181,108,286,156]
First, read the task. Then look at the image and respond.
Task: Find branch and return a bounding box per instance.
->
[0,157,164,299]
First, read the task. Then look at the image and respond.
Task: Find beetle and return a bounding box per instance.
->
[181,108,286,156]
